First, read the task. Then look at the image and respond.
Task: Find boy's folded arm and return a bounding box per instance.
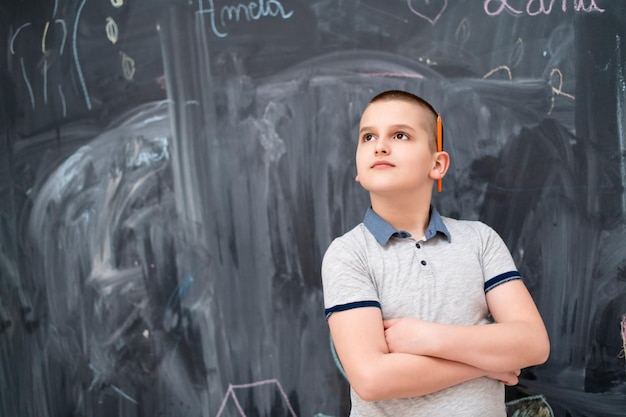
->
[385,280,550,373]
[327,306,500,402]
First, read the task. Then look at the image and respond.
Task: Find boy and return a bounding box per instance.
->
[321,90,550,416]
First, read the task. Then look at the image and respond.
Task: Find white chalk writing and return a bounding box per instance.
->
[198,0,294,38]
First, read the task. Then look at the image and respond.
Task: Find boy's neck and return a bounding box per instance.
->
[370,193,432,239]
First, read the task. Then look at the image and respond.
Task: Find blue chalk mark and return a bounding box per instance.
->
[73,0,92,109]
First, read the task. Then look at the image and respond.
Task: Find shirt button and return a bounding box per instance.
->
[421,260,427,266]
[415,243,421,249]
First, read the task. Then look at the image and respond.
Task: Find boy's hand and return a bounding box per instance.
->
[383,318,435,356]
[486,369,521,386]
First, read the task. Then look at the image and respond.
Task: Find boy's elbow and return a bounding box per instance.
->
[536,334,551,364]
[353,385,379,402]
[349,367,390,402]
[353,383,387,402]
[528,330,550,366]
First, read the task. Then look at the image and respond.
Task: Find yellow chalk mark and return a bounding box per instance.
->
[550,69,575,100]
[483,65,512,80]
[105,17,119,44]
[42,21,50,53]
[548,68,575,115]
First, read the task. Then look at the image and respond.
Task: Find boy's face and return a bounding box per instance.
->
[355,99,438,195]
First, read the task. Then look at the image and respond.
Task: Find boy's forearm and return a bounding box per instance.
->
[352,352,489,401]
[423,321,549,372]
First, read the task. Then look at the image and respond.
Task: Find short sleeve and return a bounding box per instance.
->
[478,223,522,292]
[321,235,380,319]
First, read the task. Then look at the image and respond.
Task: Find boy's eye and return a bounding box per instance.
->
[362,133,375,142]
[395,133,409,140]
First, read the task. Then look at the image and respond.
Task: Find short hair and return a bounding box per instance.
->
[367,90,440,149]
[369,90,438,119]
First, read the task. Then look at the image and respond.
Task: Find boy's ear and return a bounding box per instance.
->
[430,151,450,180]
[355,174,360,183]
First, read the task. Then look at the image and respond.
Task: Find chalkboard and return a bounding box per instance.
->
[1,1,625,416]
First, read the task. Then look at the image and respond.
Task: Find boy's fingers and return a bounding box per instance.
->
[505,371,520,386]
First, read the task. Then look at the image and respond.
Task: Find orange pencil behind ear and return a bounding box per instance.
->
[437,114,443,192]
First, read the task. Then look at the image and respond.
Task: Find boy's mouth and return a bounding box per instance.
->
[371,161,395,168]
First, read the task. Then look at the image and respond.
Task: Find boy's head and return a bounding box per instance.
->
[367,90,439,151]
[355,90,449,196]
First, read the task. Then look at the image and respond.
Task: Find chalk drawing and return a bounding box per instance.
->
[407,0,448,25]
[215,379,298,417]
[548,68,575,114]
[121,52,136,80]
[484,0,605,17]
[106,17,119,44]
[56,19,67,55]
[455,18,471,49]
[10,23,32,55]
[19,58,35,109]
[362,72,425,79]
[43,59,48,104]
[42,21,50,53]
[197,0,294,39]
[110,385,139,404]
[57,84,67,117]
[73,0,92,109]
[483,65,513,80]
[549,68,574,99]
[509,38,525,68]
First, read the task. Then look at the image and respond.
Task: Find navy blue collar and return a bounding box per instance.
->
[363,206,451,246]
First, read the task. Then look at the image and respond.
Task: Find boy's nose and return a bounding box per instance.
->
[375,138,389,154]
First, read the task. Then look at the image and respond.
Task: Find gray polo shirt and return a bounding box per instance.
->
[321,207,521,417]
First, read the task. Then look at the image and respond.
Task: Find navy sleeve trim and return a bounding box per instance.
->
[484,271,522,293]
[324,300,381,319]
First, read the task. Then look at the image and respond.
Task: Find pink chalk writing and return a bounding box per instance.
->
[484,0,605,17]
